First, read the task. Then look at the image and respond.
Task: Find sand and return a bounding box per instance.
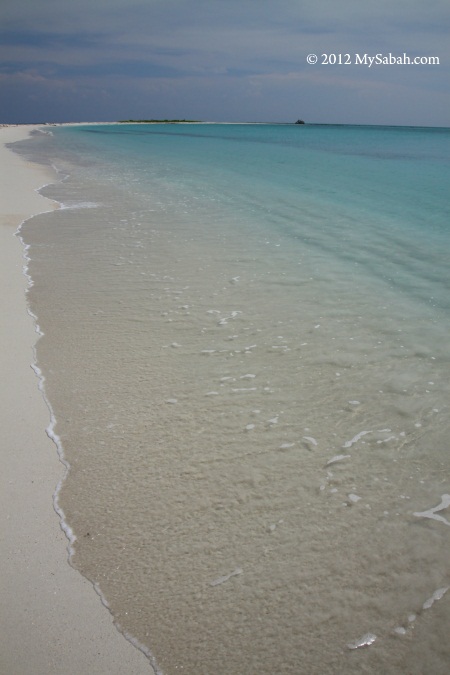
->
[0,126,153,675]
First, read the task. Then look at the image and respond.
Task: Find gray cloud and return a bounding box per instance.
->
[1,0,449,124]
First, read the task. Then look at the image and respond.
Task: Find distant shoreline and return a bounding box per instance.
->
[2,121,448,130]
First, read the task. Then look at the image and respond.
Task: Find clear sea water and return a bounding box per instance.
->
[13,123,450,674]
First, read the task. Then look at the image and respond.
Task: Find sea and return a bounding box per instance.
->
[10,123,450,674]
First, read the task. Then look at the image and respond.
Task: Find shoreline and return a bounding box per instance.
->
[0,126,153,675]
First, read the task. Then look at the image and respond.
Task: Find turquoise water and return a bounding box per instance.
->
[54,123,450,310]
[15,123,450,674]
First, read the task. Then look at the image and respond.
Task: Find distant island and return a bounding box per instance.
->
[116,119,308,126]
[118,119,201,124]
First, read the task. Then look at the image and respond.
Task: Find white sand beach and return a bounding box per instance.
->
[0,126,152,675]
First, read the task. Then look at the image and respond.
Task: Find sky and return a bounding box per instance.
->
[0,0,449,126]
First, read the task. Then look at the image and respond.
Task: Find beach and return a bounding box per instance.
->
[0,126,152,675]
[2,122,449,674]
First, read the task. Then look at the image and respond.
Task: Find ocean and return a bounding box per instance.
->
[11,123,450,674]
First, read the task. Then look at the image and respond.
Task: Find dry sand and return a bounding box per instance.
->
[0,126,153,675]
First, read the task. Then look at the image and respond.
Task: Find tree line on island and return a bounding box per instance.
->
[119,119,307,124]
[118,119,200,123]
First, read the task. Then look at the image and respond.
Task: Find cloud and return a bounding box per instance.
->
[0,0,449,124]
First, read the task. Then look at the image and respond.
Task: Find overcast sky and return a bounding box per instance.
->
[1,0,449,126]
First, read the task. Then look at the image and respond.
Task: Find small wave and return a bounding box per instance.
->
[59,201,101,210]
[16,219,75,559]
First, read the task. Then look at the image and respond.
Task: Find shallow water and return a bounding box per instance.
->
[14,123,450,674]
